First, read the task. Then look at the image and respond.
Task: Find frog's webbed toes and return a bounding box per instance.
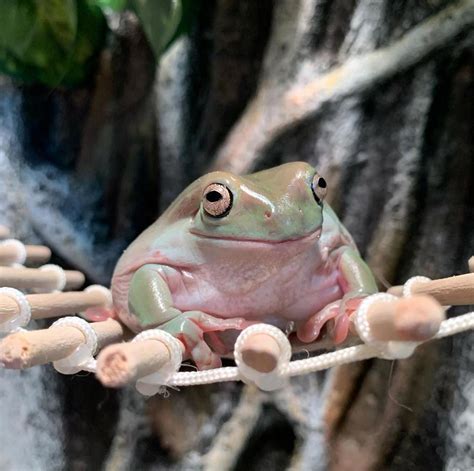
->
[159,310,223,370]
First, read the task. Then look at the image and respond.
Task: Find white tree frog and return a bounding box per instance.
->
[108,162,378,369]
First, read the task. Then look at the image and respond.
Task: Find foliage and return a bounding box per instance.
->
[94,0,127,11]
[100,0,195,57]
[0,0,106,87]
[0,0,194,87]
[129,0,182,57]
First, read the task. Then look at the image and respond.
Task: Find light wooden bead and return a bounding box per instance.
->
[96,340,171,388]
[239,333,281,373]
[364,295,445,342]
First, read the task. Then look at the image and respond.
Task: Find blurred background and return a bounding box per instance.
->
[0,0,473,469]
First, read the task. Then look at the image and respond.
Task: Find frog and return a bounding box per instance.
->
[109,162,378,370]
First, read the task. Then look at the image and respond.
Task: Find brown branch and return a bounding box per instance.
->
[212,0,474,174]
[202,385,265,470]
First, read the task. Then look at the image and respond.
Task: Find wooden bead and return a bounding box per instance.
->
[96,340,172,388]
[364,295,445,342]
[239,333,281,373]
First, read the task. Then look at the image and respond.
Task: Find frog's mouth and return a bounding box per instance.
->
[189,227,322,245]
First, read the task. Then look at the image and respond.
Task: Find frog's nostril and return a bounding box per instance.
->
[264,211,272,219]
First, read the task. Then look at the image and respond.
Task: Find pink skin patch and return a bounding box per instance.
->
[205,331,229,356]
[82,307,117,322]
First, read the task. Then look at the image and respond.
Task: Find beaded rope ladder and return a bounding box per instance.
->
[0,227,473,395]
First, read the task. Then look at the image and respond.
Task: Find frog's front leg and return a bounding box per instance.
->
[333,247,378,342]
[297,248,377,344]
[129,264,252,369]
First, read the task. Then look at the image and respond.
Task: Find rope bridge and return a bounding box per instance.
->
[0,224,473,395]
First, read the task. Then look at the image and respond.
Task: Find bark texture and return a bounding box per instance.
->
[0,1,473,470]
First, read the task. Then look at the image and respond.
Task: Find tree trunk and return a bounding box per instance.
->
[0,1,473,469]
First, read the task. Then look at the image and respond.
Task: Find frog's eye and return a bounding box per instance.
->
[203,183,233,218]
[311,174,327,205]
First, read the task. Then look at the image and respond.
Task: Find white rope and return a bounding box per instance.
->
[169,367,240,386]
[167,312,474,387]
[0,287,31,333]
[436,311,474,338]
[0,239,27,265]
[48,309,474,389]
[37,264,67,292]
[167,284,474,388]
[403,276,431,297]
[45,276,474,393]
[132,329,183,396]
[51,317,98,374]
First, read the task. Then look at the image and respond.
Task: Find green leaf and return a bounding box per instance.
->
[0,0,106,87]
[130,0,182,57]
[94,0,127,11]
[165,0,199,49]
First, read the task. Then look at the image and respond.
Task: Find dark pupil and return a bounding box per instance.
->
[206,190,223,202]
[318,177,327,188]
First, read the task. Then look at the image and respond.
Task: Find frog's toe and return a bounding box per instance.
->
[189,313,254,333]
[82,306,116,322]
[297,302,340,343]
[328,296,368,344]
[190,341,222,370]
[331,312,351,345]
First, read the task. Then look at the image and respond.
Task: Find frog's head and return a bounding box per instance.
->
[190,161,327,242]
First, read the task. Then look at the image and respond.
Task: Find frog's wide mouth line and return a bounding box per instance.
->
[189,228,321,245]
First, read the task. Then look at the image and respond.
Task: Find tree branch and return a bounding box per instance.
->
[212,0,474,174]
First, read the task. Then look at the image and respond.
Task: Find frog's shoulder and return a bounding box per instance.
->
[321,204,358,250]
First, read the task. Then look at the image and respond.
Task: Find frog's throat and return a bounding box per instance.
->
[188,227,322,245]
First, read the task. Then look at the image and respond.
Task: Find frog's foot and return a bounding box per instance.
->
[297,295,368,345]
[82,306,117,322]
[330,295,367,344]
[296,301,340,344]
[160,311,254,370]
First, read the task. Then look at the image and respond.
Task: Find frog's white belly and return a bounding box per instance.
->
[167,243,344,324]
